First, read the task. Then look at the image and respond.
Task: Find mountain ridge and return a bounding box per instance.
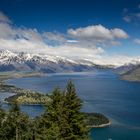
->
[120,65,140,81]
[0,50,112,73]
[1,50,140,76]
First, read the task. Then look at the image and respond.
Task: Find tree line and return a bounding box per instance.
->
[0,81,90,140]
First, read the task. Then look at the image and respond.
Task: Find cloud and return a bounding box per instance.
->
[123,5,140,24]
[0,38,104,59]
[68,25,113,40]
[94,54,140,66]
[0,23,16,39]
[111,28,128,39]
[67,25,128,46]
[0,12,104,60]
[134,38,140,45]
[43,32,67,44]
[0,11,134,66]
[0,12,11,23]
[123,16,131,22]
[17,28,43,42]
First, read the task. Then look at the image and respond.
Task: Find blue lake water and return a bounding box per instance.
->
[4,71,140,140]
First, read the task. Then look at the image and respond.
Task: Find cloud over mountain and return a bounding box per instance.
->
[0,11,133,65]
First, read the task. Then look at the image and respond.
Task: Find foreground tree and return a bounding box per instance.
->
[40,81,89,140]
[0,105,6,138]
[0,102,31,140]
[0,81,90,140]
[37,88,65,139]
[64,81,89,140]
[0,105,5,126]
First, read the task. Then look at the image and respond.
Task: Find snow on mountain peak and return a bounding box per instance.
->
[0,50,85,65]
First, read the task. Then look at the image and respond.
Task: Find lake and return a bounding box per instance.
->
[3,71,140,140]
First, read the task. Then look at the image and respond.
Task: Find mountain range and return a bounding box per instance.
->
[0,50,140,81]
[0,50,111,73]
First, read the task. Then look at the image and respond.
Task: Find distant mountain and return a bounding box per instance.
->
[113,59,140,81]
[114,59,140,74]
[114,64,138,74]
[121,65,140,81]
[0,50,112,73]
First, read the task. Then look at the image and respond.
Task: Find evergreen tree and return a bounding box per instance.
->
[0,102,30,140]
[39,82,89,140]
[0,105,5,125]
[0,105,6,138]
[64,80,89,140]
[38,88,64,140]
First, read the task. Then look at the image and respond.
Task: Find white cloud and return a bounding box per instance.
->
[0,23,16,39]
[111,28,128,39]
[68,25,113,40]
[110,40,121,46]
[43,32,66,44]
[0,12,135,66]
[17,28,43,42]
[94,55,140,66]
[0,14,106,59]
[67,25,128,46]
[134,38,140,45]
[0,12,103,59]
[0,38,104,59]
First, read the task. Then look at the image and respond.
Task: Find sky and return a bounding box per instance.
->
[0,0,140,65]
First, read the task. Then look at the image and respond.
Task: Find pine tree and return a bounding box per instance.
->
[0,105,6,138]
[0,105,5,125]
[39,82,89,140]
[37,88,64,140]
[0,102,31,140]
[64,80,89,140]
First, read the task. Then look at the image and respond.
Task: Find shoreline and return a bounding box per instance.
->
[88,121,111,128]
[0,72,49,105]
[120,77,140,82]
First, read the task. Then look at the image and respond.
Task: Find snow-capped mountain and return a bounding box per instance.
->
[114,59,140,74]
[0,50,109,73]
[1,50,140,73]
